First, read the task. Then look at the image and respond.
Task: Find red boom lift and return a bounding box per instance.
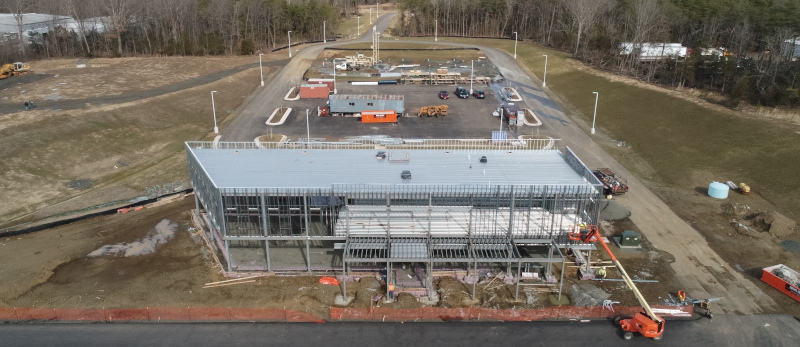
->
[570,225,665,340]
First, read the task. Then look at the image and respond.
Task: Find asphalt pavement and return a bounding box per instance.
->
[1,315,798,346]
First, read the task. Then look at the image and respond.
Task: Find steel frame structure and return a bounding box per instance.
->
[186,139,602,298]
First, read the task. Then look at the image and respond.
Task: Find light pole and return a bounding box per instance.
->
[542,54,548,88]
[470,60,474,94]
[376,2,379,19]
[287,31,292,58]
[211,91,219,134]
[333,61,337,94]
[357,16,360,37]
[513,32,518,59]
[434,19,438,41]
[306,109,311,144]
[369,8,372,24]
[323,21,326,43]
[499,106,504,133]
[259,53,264,86]
[591,92,599,134]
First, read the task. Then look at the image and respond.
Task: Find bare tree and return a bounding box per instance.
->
[563,0,611,54]
[1,0,32,57]
[102,0,132,56]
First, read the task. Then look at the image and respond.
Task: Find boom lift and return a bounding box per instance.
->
[569,225,665,340]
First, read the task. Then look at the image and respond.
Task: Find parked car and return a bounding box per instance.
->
[438,90,449,99]
[455,86,469,99]
[473,90,485,99]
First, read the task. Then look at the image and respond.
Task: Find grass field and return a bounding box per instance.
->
[439,37,800,219]
[0,58,270,226]
[334,14,363,39]
[328,43,483,63]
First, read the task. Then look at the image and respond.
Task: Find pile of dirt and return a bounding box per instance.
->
[726,205,798,239]
[750,211,797,238]
[722,203,798,239]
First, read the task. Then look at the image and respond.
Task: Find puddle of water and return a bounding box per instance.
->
[780,240,800,254]
[88,219,177,257]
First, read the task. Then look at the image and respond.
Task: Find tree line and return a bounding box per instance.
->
[397,0,800,107]
[3,0,800,107]
[1,0,365,59]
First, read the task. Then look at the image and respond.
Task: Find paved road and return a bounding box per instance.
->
[221,12,777,315]
[220,14,397,141]
[0,315,798,346]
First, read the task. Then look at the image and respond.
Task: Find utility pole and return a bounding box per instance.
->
[323,21,326,43]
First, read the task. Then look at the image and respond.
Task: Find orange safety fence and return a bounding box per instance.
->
[0,307,324,323]
[0,305,691,323]
[330,305,692,322]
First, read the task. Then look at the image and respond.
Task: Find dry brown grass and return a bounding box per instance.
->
[0,56,275,226]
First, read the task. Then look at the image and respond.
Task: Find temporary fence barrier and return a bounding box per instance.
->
[0,305,691,323]
[330,305,692,322]
[0,307,324,323]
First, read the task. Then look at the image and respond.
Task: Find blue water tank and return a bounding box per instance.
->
[708,181,729,199]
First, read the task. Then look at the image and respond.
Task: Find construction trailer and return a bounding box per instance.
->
[299,84,330,99]
[307,78,335,91]
[186,138,604,299]
[328,94,404,116]
[619,42,688,61]
[361,110,397,123]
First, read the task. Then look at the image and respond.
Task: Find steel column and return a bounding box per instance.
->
[305,194,311,273]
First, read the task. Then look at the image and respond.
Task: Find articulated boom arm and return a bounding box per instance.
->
[570,226,663,324]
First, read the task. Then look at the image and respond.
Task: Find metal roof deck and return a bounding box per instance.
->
[329,94,404,101]
[186,141,600,190]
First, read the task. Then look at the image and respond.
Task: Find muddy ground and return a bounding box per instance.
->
[0,197,688,317]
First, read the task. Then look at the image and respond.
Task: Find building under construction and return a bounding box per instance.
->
[186,138,604,298]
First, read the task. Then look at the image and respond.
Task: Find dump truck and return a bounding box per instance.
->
[593,168,629,195]
[418,105,449,118]
[0,62,31,79]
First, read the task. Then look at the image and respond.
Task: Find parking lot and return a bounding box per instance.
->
[270,83,533,140]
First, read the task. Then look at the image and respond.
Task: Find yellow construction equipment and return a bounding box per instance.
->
[417,105,449,118]
[738,182,751,195]
[0,62,31,79]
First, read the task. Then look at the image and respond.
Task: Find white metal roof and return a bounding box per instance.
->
[187,144,596,190]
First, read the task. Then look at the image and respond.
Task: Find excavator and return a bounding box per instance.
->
[570,225,665,340]
[0,62,31,79]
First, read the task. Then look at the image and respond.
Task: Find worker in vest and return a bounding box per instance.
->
[597,267,607,280]
[387,282,395,300]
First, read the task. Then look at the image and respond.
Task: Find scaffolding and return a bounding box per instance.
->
[186,139,603,298]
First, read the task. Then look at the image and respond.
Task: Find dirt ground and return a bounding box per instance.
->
[0,199,576,317]
[653,180,800,317]
[1,56,268,103]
